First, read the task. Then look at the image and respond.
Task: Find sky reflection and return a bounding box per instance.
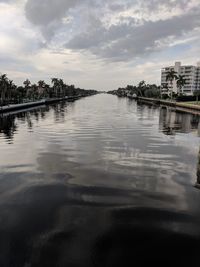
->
[0,95,200,266]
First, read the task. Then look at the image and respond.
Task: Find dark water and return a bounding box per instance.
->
[1,94,200,266]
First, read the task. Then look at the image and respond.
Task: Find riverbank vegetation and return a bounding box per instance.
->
[108,76,200,103]
[107,81,162,99]
[0,74,98,106]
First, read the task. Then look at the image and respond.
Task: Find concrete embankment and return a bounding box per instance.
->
[136,97,200,114]
[0,96,82,114]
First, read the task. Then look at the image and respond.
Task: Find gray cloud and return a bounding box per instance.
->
[25,0,80,25]
[139,0,190,10]
[65,7,200,61]
[25,0,133,29]
[24,0,195,27]
[6,0,200,65]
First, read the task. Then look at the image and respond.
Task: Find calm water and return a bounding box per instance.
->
[1,94,200,266]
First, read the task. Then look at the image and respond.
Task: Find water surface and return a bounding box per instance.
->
[0,94,200,266]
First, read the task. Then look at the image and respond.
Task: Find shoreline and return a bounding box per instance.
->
[130,96,200,115]
[0,95,82,114]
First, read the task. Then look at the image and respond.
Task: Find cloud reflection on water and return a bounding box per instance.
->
[0,95,200,266]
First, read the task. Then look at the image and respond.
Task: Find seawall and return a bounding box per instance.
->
[0,96,82,114]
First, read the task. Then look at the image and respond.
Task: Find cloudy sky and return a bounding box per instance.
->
[0,0,200,90]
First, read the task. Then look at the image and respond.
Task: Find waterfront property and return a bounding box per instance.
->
[161,61,200,95]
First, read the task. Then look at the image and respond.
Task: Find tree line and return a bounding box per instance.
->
[108,81,162,98]
[0,74,98,106]
[108,70,200,101]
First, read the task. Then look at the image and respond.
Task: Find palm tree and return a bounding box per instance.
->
[23,79,31,88]
[58,79,64,97]
[161,83,169,99]
[51,78,65,97]
[38,80,46,98]
[69,84,75,96]
[194,90,200,103]
[51,78,60,97]
[38,81,51,97]
[38,81,50,98]
[176,75,186,95]
[9,81,17,103]
[166,69,177,100]
[32,84,39,100]
[137,80,147,97]
[7,80,15,103]
[23,79,31,101]
[38,80,45,88]
[0,74,8,106]
[43,83,50,98]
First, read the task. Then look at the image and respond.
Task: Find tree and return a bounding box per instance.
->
[23,79,31,88]
[166,69,177,100]
[23,79,31,100]
[0,74,97,104]
[176,75,186,95]
[194,90,200,103]
[43,83,50,98]
[126,85,137,96]
[137,80,147,97]
[8,80,17,103]
[17,86,26,102]
[69,84,75,96]
[38,80,46,98]
[144,84,160,98]
[0,74,8,105]
[58,79,65,97]
[51,78,60,97]
[161,83,169,99]
[31,84,39,100]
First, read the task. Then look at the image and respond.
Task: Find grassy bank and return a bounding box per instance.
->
[181,102,200,106]
[136,97,200,113]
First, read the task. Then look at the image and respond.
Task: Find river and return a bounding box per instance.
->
[0,94,200,266]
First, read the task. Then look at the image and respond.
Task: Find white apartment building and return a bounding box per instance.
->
[161,62,200,95]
